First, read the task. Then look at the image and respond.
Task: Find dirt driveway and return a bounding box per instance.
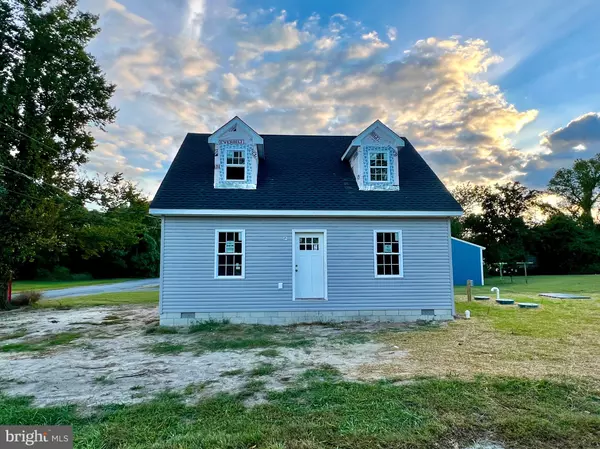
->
[0,305,413,407]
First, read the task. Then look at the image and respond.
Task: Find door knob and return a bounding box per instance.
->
[295,265,298,272]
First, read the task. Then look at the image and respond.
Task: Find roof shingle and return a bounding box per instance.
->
[150,134,462,212]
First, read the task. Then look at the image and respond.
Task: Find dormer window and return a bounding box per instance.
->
[208,116,264,190]
[226,150,246,181]
[341,120,405,191]
[369,151,389,182]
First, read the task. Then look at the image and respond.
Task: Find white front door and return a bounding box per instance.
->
[294,232,325,299]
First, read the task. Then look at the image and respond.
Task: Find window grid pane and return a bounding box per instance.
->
[369,151,389,182]
[225,149,246,181]
[217,231,243,277]
[375,232,401,276]
[299,236,320,251]
[226,150,245,165]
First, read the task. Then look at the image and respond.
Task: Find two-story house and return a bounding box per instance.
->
[150,117,463,326]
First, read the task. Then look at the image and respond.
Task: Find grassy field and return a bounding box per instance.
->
[374,274,600,381]
[13,278,137,292]
[1,375,598,449]
[35,291,158,309]
[462,274,600,295]
[1,274,599,448]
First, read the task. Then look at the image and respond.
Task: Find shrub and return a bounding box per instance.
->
[10,291,43,307]
[71,273,93,281]
[51,266,71,281]
[34,268,53,280]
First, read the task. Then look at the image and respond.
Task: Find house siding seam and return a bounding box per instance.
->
[161,217,453,315]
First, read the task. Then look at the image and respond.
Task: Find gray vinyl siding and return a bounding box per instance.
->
[160,217,453,313]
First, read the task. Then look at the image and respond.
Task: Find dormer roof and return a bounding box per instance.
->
[208,116,265,159]
[341,120,405,161]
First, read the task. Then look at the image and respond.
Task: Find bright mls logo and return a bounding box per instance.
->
[1,426,72,448]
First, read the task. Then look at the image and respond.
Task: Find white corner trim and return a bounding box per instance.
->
[480,247,485,287]
[447,220,455,316]
[159,216,165,314]
[451,237,486,249]
[341,145,359,162]
[150,209,463,218]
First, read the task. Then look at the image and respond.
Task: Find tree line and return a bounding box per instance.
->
[1,0,599,311]
[0,0,160,308]
[451,153,600,275]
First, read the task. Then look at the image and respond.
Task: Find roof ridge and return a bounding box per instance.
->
[187,133,357,138]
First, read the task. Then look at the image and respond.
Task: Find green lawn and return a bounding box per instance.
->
[35,291,158,309]
[378,274,600,381]
[453,274,600,339]
[461,274,600,296]
[13,278,137,292]
[2,274,599,448]
[1,376,598,448]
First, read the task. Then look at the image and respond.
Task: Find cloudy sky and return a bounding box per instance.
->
[79,0,600,195]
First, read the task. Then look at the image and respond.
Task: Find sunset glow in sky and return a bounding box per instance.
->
[80,0,600,195]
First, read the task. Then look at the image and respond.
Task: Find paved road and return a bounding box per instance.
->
[41,278,160,300]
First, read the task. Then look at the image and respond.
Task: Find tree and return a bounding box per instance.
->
[548,154,600,226]
[450,183,486,238]
[68,174,161,278]
[0,0,116,308]
[451,183,486,215]
[531,214,600,274]
[461,182,539,264]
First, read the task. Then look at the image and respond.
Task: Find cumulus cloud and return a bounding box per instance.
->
[519,112,600,188]
[386,26,397,42]
[87,124,179,194]
[314,35,338,52]
[540,112,600,156]
[82,1,543,194]
[233,11,309,63]
[347,31,389,59]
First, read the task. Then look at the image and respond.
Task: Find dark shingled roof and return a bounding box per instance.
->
[150,134,462,212]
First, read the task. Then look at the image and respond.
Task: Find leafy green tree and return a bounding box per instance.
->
[450,183,485,238]
[548,154,600,226]
[461,182,538,264]
[69,174,160,278]
[531,214,600,274]
[0,0,116,307]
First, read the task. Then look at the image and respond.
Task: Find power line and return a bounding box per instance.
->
[0,163,72,196]
[0,120,61,155]
[2,187,43,202]
[0,173,161,220]
[0,122,159,215]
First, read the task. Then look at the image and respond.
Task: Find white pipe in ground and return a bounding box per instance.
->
[491,287,500,300]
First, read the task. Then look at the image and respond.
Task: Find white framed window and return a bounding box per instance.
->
[215,230,245,278]
[225,150,246,181]
[374,230,403,277]
[369,151,389,182]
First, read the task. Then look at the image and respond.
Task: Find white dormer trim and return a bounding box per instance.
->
[341,119,405,161]
[343,120,405,191]
[210,117,263,190]
[208,116,263,146]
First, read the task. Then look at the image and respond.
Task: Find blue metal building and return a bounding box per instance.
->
[451,237,485,286]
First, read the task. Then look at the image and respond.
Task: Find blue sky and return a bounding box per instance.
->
[80,0,600,194]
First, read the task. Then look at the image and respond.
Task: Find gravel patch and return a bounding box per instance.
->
[0,306,409,407]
